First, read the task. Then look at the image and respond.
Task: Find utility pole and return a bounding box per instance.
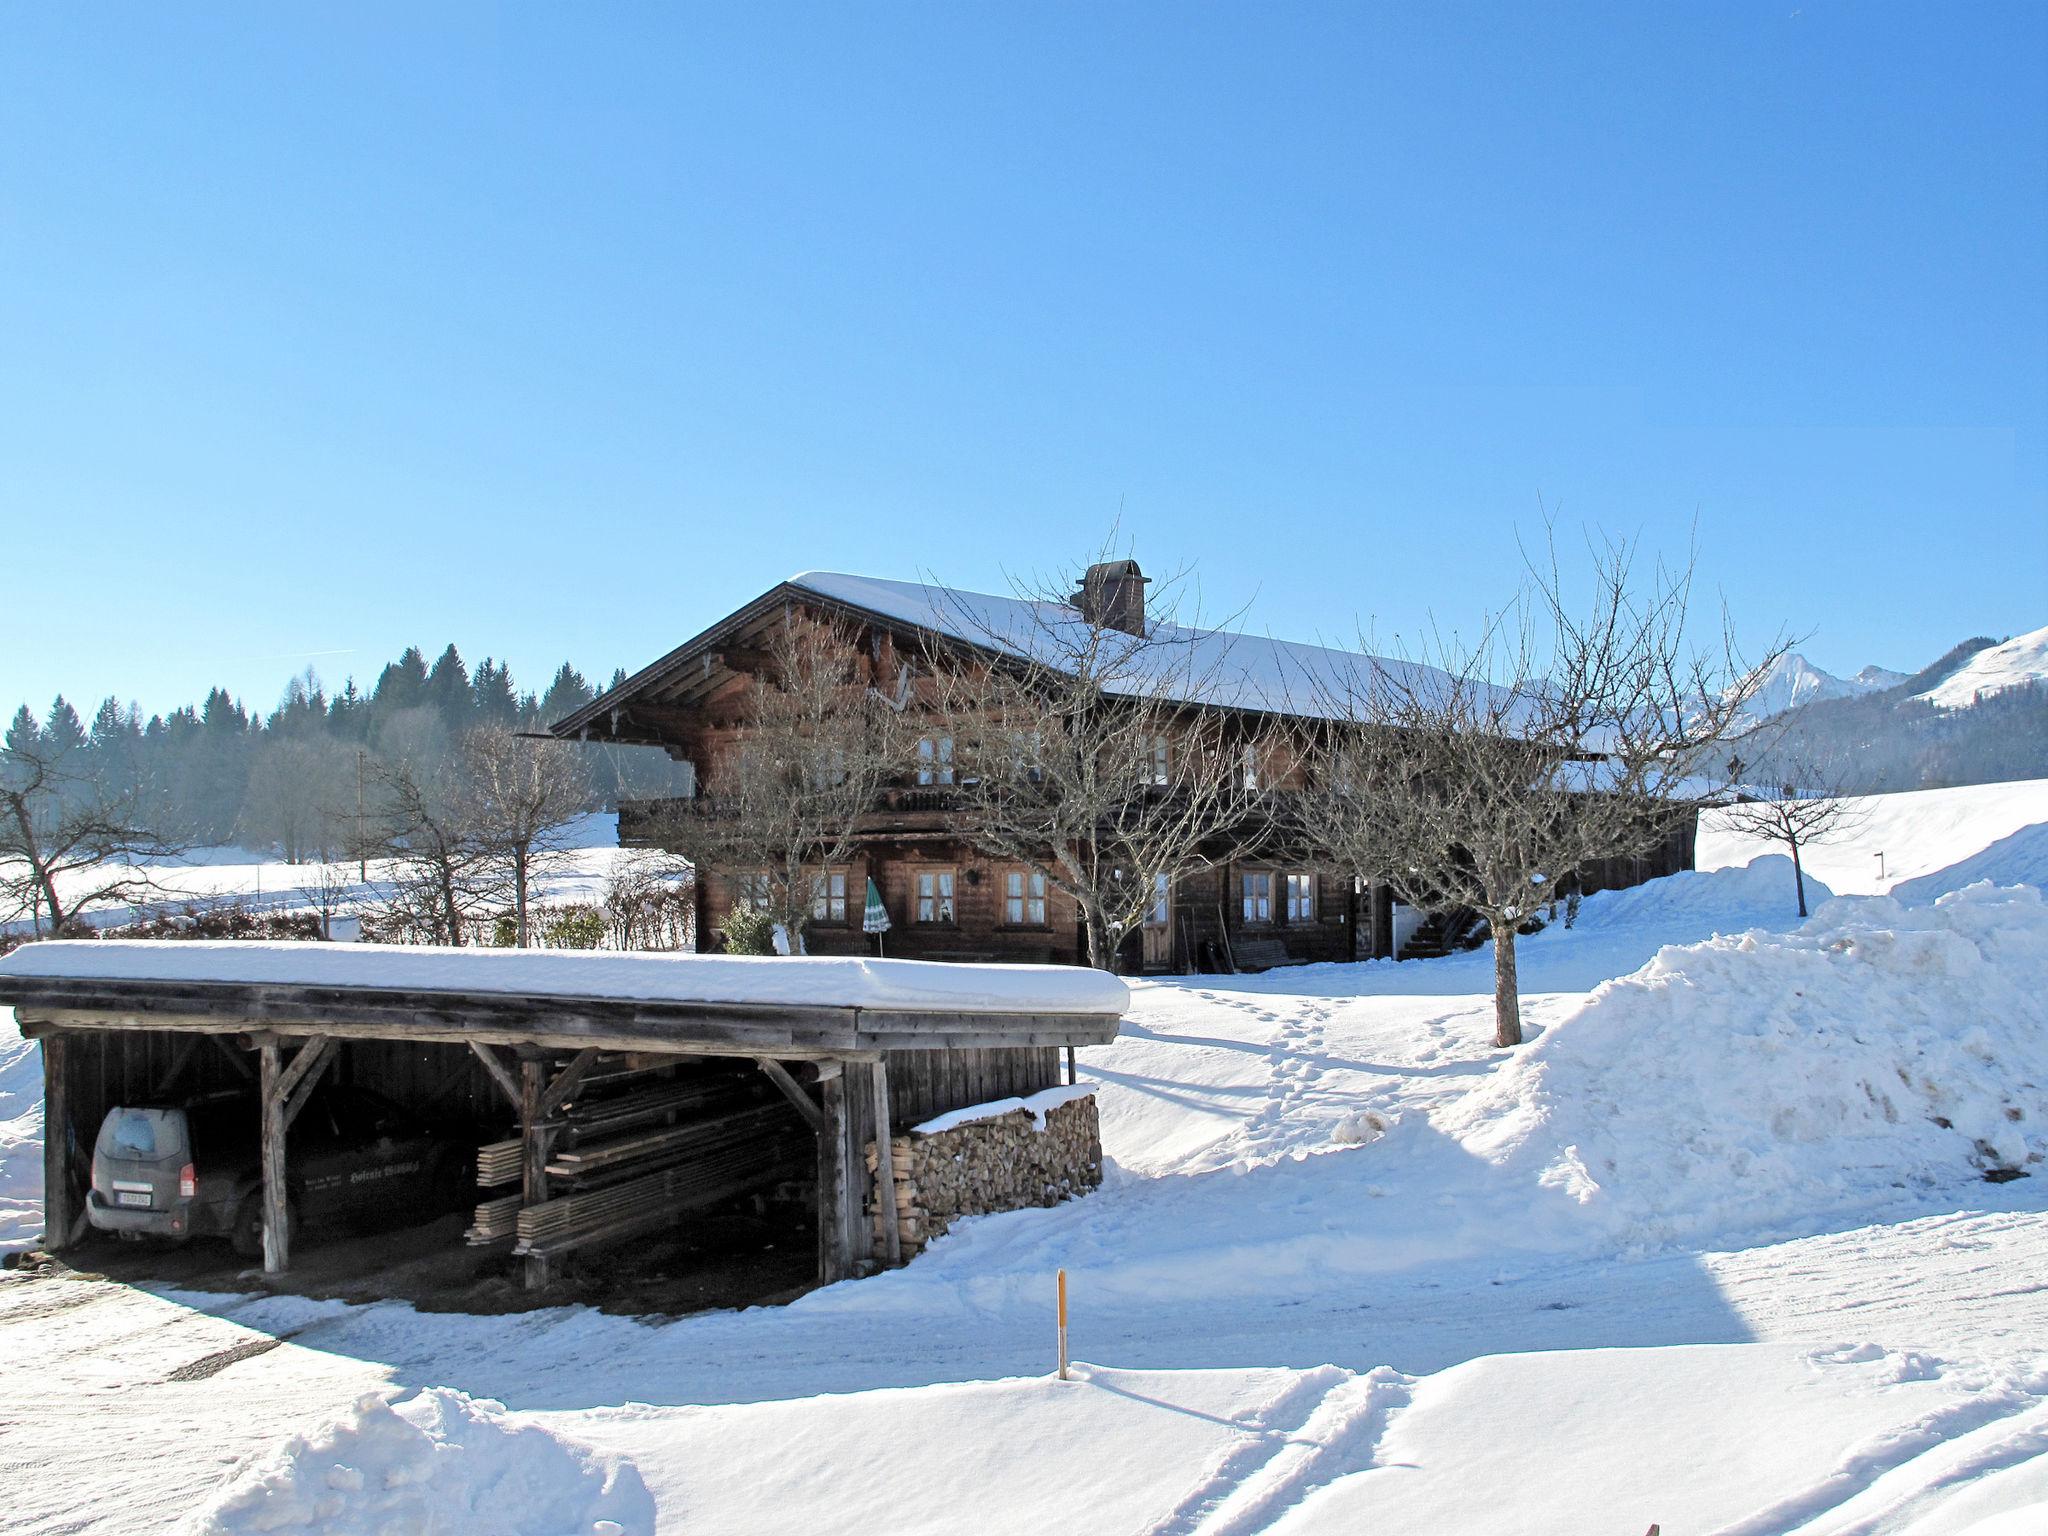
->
[357,748,367,883]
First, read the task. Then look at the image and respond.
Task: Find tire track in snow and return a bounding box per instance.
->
[1707,1362,2048,1536]
[1137,1364,1415,1536]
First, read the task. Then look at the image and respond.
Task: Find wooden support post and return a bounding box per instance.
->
[39,1032,81,1253]
[1065,1045,1077,1086]
[259,1041,289,1275]
[814,1061,854,1285]
[871,1056,901,1267]
[519,1056,552,1290]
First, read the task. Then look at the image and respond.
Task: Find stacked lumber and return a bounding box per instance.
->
[466,1192,520,1244]
[507,1058,801,1264]
[866,1093,1102,1258]
[517,1112,805,1260]
[475,1138,522,1189]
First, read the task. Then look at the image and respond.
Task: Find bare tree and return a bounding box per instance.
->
[295,858,358,941]
[1299,529,1787,1047]
[925,557,1271,972]
[364,752,493,945]
[0,733,181,935]
[647,613,906,951]
[461,724,592,946]
[1712,758,1866,917]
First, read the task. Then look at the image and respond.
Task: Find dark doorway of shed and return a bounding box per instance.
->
[59,1037,822,1317]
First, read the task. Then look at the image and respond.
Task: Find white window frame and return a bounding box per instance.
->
[1003,868,1048,927]
[915,868,957,924]
[1285,872,1316,923]
[1241,869,1273,924]
[916,735,955,786]
[811,870,849,925]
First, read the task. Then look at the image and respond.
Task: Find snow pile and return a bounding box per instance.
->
[1567,853,1834,938]
[1916,623,2048,709]
[911,1082,1095,1136]
[1893,822,2048,904]
[172,1387,654,1536]
[1447,883,2048,1250]
[0,1015,42,1248]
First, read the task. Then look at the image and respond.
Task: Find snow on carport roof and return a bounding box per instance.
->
[789,570,1531,726]
[0,941,1131,1016]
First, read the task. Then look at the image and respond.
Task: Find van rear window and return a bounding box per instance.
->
[98,1107,191,1162]
[104,1109,162,1159]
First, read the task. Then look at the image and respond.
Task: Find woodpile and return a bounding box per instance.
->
[465,1193,520,1244]
[865,1093,1102,1258]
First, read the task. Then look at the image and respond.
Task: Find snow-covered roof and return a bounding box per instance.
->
[789,570,1509,724]
[0,940,1131,1016]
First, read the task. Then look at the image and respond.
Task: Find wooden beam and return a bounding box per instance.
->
[40,1033,81,1253]
[259,1041,290,1274]
[274,1035,335,1117]
[279,1037,338,1131]
[469,1042,522,1110]
[156,1034,201,1097]
[816,1063,853,1285]
[538,1048,600,1119]
[520,1058,553,1292]
[0,979,1123,1056]
[754,1058,825,1134]
[871,1057,901,1267]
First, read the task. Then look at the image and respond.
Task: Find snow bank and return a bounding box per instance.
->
[172,1387,654,1536]
[912,1082,1095,1136]
[1446,883,2048,1250]
[0,1012,42,1248]
[1894,823,2048,905]
[0,940,1130,1016]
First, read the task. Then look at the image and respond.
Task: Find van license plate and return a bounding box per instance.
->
[115,1191,151,1209]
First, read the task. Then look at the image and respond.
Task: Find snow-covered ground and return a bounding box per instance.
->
[2,782,2046,1534]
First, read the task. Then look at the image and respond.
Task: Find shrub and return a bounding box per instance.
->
[719,907,776,955]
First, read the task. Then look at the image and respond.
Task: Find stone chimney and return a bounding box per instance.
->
[1071,559,1149,637]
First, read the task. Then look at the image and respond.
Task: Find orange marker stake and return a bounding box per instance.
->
[1057,1268,1070,1381]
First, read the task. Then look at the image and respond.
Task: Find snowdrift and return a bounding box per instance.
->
[171,1387,654,1536]
[1446,883,2048,1251]
[0,1019,41,1248]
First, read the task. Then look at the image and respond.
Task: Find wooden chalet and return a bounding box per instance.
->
[550,562,1696,973]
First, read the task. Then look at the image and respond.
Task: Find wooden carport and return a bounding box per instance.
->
[0,942,1125,1291]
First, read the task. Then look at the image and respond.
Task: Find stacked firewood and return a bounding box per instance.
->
[865,1094,1102,1258]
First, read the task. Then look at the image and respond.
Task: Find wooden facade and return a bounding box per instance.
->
[566,565,1697,974]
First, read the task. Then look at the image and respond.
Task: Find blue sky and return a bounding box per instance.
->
[3,3,2043,721]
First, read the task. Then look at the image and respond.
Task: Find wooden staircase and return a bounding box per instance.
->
[1398,908,1487,960]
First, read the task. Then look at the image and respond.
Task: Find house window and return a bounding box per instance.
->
[733,872,773,912]
[1241,870,1272,924]
[1150,872,1170,926]
[1004,869,1047,926]
[1141,734,1169,787]
[811,871,848,924]
[916,735,954,786]
[1285,873,1316,922]
[1240,744,1261,791]
[915,869,956,924]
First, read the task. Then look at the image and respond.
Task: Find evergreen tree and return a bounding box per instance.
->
[471,658,519,725]
[426,644,472,727]
[43,695,86,756]
[5,705,39,757]
[372,646,430,719]
[538,663,593,726]
[329,678,366,738]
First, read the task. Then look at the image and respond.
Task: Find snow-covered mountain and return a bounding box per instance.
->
[1733,651,1902,725]
[1915,622,2048,709]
